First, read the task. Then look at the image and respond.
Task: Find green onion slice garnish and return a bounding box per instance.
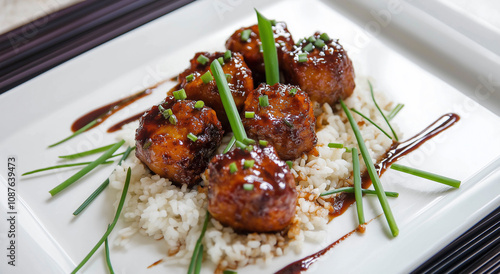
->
[243,138,255,145]
[224,50,232,60]
[368,81,398,141]
[187,133,198,142]
[71,167,132,274]
[245,111,255,118]
[173,89,187,100]
[297,53,308,63]
[259,95,269,107]
[259,140,268,147]
[307,36,316,43]
[217,57,224,65]
[320,32,330,41]
[286,160,293,169]
[194,100,204,109]
[240,29,252,41]
[243,160,255,169]
[282,118,293,128]
[352,147,365,225]
[256,9,280,85]
[201,70,214,84]
[303,43,314,52]
[390,164,461,188]
[243,183,254,191]
[197,54,209,65]
[350,108,393,140]
[340,99,399,237]
[320,187,399,198]
[48,119,97,148]
[289,88,297,96]
[169,114,178,125]
[229,162,238,174]
[314,38,325,48]
[186,73,195,82]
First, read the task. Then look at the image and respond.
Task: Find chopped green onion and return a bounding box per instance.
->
[303,43,314,52]
[73,146,135,215]
[243,138,255,145]
[369,81,398,141]
[387,103,404,121]
[224,50,232,60]
[187,133,198,142]
[320,187,399,198]
[245,111,255,118]
[48,119,97,148]
[390,164,461,188]
[169,114,177,125]
[49,140,125,196]
[143,140,152,149]
[320,32,330,41]
[187,211,210,274]
[211,60,248,142]
[350,108,393,140]
[259,95,269,107]
[186,73,194,82]
[282,118,293,128]
[295,38,305,46]
[289,88,297,96]
[297,53,308,63]
[159,107,173,120]
[104,226,115,274]
[158,104,166,113]
[225,73,232,82]
[173,89,187,100]
[270,19,277,26]
[194,100,204,109]
[71,167,131,274]
[314,38,325,48]
[259,44,263,53]
[235,140,246,150]
[328,143,344,149]
[259,140,268,147]
[352,147,364,225]
[59,143,117,159]
[197,54,209,65]
[286,160,293,169]
[245,145,254,152]
[307,36,316,43]
[243,183,254,191]
[244,160,255,169]
[223,136,236,154]
[229,162,238,174]
[256,10,280,85]
[340,99,399,237]
[223,270,238,274]
[241,29,252,41]
[218,57,224,65]
[22,160,113,176]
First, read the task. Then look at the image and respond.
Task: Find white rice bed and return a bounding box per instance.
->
[109,76,399,271]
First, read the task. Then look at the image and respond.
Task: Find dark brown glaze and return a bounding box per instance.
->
[71,86,157,132]
[281,32,355,106]
[242,83,317,160]
[207,145,297,232]
[279,113,460,273]
[226,22,294,85]
[178,51,253,129]
[107,111,145,133]
[135,96,224,187]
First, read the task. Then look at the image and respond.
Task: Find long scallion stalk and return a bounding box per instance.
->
[49,140,125,196]
[368,81,398,141]
[320,187,399,198]
[22,161,113,176]
[387,103,404,121]
[352,147,364,225]
[223,136,236,154]
[105,226,115,274]
[188,211,210,274]
[256,9,279,85]
[71,167,131,274]
[59,143,118,159]
[350,108,392,140]
[390,164,461,188]
[48,119,97,148]
[340,99,399,237]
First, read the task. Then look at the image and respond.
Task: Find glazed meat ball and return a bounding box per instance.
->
[226,22,294,85]
[207,145,297,232]
[135,96,223,187]
[281,32,355,106]
[178,51,253,129]
[242,83,317,160]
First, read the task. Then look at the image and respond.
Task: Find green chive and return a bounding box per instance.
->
[320,32,330,41]
[104,227,115,274]
[286,160,293,169]
[350,108,393,140]
[49,140,125,196]
[186,73,194,82]
[340,99,399,237]
[241,29,252,41]
[369,81,398,141]
[210,60,247,142]
[194,100,204,109]
[352,147,365,225]
[320,187,399,198]
[303,43,314,52]
[289,88,297,96]
[201,70,214,84]
[22,160,113,176]
[187,211,210,274]
[328,143,344,149]
[229,162,238,174]
[173,89,187,100]
[71,167,131,274]
[297,53,308,63]
[197,54,209,65]
[390,164,461,188]
[194,244,204,274]
[259,140,268,147]
[243,183,254,191]
[387,103,404,121]
[169,114,177,125]
[224,50,232,60]
[314,38,325,48]
[256,10,280,85]
[245,111,255,118]
[259,95,269,107]
[223,136,236,154]
[187,133,198,142]
[218,57,224,65]
[282,118,293,128]
[244,160,255,169]
[59,143,117,159]
[48,119,97,148]
[73,146,135,216]
[223,270,238,274]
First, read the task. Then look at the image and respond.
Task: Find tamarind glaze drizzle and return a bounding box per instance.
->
[277,113,460,274]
